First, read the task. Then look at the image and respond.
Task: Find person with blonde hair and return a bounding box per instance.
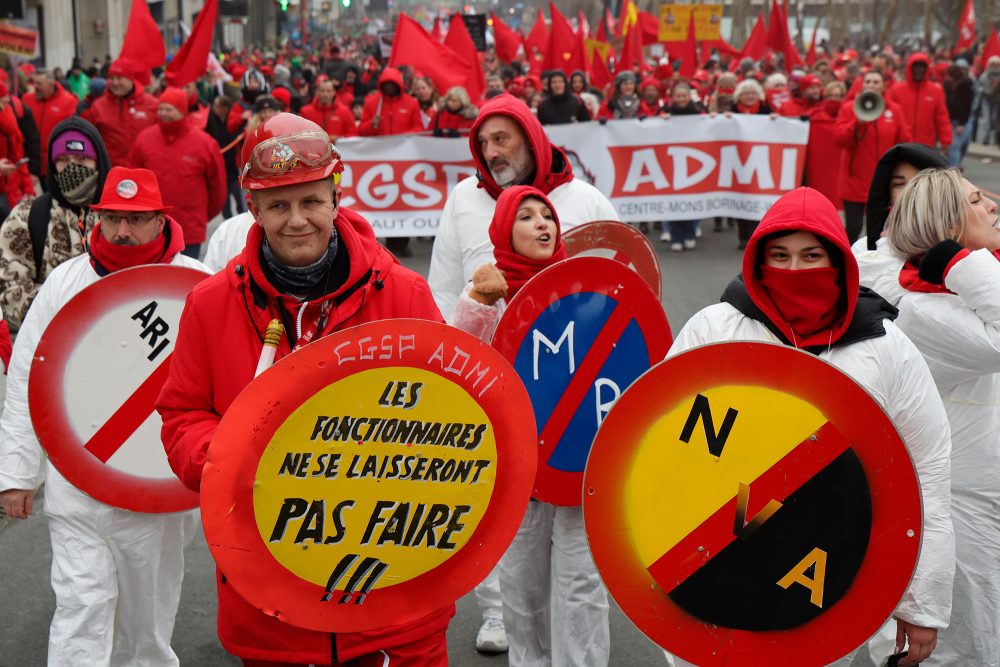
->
[433,85,478,136]
[880,167,1000,666]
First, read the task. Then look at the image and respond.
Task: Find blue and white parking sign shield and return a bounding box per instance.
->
[492,257,672,505]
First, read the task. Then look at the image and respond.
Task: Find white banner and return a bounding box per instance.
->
[336,116,810,237]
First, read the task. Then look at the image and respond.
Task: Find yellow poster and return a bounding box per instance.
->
[658,4,723,42]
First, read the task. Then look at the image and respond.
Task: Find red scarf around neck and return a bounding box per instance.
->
[89,218,185,273]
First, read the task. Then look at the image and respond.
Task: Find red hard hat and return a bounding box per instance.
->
[239,112,344,191]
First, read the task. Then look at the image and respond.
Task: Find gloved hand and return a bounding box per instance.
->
[917,239,966,285]
[469,264,508,305]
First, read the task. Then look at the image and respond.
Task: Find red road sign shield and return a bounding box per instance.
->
[491,256,671,506]
[563,220,662,298]
[583,342,922,666]
[29,265,207,513]
[201,319,536,632]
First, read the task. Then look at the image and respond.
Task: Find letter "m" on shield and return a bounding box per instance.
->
[532,323,576,381]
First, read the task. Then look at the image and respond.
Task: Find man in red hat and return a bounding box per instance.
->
[128,86,226,259]
[0,165,207,665]
[157,113,452,665]
[82,57,160,166]
[779,74,824,117]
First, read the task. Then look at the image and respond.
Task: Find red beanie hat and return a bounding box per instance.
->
[271,86,291,110]
[158,87,189,116]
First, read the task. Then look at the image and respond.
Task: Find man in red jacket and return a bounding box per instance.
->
[887,52,952,151]
[156,113,453,666]
[128,87,226,258]
[82,57,159,166]
[23,70,77,177]
[300,78,358,142]
[359,67,423,136]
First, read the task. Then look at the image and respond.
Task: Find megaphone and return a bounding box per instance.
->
[854,90,885,122]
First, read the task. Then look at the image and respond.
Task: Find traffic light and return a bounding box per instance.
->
[341,0,350,6]
[279,0,288,10]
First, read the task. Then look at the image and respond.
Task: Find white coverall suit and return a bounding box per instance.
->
[0,253,205,666]
[858,240,1000,666]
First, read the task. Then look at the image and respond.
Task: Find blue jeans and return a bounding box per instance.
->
[948,120,972,167]
[669,220,698,243]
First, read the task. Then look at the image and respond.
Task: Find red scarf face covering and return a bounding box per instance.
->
[758,265,842,341]
[89,223,170,273]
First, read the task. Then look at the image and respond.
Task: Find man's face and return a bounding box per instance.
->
[246,75,262,91]
[487,78,504,94]
[31,74,54,98]
[317,81,335,105]
[803,84,822,101]
[911,62,927,82]
[381,81,401,98]
[642,85,659,104]
[108,74,132,98]
[157,104,183,123]
[476,115,534,188]
[862,73,884,94]
[550,76,566,95]
[99,210,166,246]
[249,179,337,268]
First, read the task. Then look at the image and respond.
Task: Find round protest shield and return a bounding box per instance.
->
[583,342,922,666]
[202,319,536,632]
[563,220,662,297]
[491,256,671,506]
[29,265,207,513]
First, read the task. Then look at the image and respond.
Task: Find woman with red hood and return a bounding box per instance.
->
[669,187,954,667]
[449,186,610,666]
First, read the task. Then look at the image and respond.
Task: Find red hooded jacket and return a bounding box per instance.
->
[468,94,575,200]
[833,96,911,202]
[741,187,859,350]
[886,53,953,149]
[128,120,226,245]
[23,83,78,175]
[300,96,358,139]
[82,85,160,166]
[359,68,423,136]
[804,101,846,210]
[156,208,452,663]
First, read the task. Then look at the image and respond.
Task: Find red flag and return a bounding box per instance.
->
[618,16,644,73]
[490,13,523,64]
[982,27,1000,66]
[444,13,485,101]
[605,7,617,40]
[544,3,584,72]
[589,51,613,91]
[731,13,768,70]
[955,0,976,53]
[577,10,590,38]
[525,9,548,62]
[674,10,698,78]
[389,15,471,98]
[119,0,165,86]
[431,17,443,42]
[165,0,218,87]
[806,18,821,66]
[637,11,660,46]
[766,0,801,68]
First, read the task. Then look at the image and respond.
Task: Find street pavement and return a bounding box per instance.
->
[2,148,999,666]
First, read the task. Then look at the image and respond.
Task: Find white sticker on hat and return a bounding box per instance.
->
[117,179,138,200]
[66,140,85,152]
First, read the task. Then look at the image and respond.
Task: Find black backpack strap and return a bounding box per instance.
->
[28,193,51,281]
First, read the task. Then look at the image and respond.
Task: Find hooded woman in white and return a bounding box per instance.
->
[670,187,954,667]
[872,168,1000,666]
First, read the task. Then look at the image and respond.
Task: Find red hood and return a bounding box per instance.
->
[468,93,574,199]
[377,66,405,92]
[904,52,931,84]
[488,185,567,296]
[742,187,859,347]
